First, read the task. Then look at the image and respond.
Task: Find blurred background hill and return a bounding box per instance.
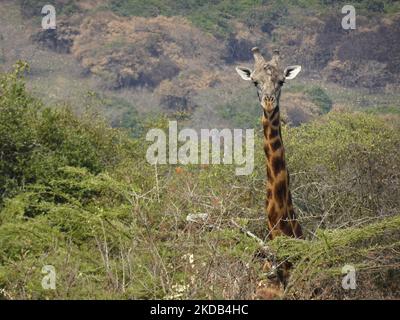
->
[1,0,399,131]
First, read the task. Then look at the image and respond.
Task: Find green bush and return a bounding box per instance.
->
[305,86,333,114]
[0,62,137,200]
[284,112,400,229]
[19,0,79,17]
[109,0,271,36]
[0,65,399,299]
[216,89,260,128]
[366,0,385,12]
[363,105,400,115]
[270,214,400,299]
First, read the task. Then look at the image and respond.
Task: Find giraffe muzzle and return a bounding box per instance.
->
[263,96,276,113]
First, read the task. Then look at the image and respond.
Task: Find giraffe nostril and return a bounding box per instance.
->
[265,96,275,103]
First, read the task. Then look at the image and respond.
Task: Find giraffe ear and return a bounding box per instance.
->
[235,66,252,81]
[284,65,302,80]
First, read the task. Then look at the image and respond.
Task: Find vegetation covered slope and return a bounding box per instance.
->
[3,0,398,132]
[1,64,399,299]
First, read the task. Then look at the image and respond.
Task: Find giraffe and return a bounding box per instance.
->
[235,47,303,289]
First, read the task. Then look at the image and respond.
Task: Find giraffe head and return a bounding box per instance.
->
[235,47,301,114]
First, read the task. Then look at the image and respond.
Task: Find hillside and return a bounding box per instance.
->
[1,0,400,130]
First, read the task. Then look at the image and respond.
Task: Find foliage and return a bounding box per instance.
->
[108,0,400,37]
[0,66,399,299]
[18,0,79,17]
[305,86,333,114]
[362,105,400,115]
[117,108,144,138]
[108,0,287,37]
[216,89,260,128]
[0,62,138,201]
[284,112,400,229]
[270,214,400,299]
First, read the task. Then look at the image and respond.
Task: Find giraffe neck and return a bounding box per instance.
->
[262,107,303,240]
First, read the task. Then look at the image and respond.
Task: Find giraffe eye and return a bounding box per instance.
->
[278,80,285,86]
